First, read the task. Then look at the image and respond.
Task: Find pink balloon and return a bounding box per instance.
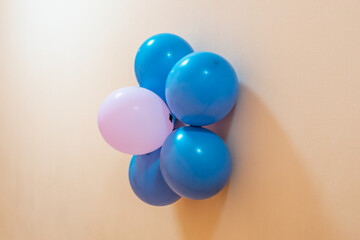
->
[98,87,174,155]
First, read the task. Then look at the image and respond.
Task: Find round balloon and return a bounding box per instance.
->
[98,87,174,155]
[160,126,232,200]
[135,33,194,102]
[166,52,239,126]
[129,148,181,206]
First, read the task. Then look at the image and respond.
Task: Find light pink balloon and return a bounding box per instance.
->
[98,87,174,155]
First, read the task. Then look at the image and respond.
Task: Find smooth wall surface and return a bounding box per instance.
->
[0,0,359,239]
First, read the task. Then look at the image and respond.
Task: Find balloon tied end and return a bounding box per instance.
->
[169,114,173,123]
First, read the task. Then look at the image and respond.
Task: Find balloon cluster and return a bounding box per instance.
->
[98,33,238,206]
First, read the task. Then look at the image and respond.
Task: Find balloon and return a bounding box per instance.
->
[135,33,194,102]
[160,126,232,200]
[129,148,181,206]
[166,52,239,126]
[98,87,173,155]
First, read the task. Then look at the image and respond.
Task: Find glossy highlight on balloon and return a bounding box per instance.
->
[97,87,173,155]
[129,148,180,206]
[160,126,232,200]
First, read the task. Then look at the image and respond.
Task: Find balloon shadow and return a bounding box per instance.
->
[173,184,229,240]
[173,85,335,240]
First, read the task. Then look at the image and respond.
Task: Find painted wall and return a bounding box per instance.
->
[0,0,359,239]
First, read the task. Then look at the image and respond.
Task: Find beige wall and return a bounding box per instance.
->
[0,0,360,239]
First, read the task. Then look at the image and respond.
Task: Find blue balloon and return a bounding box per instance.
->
[166,52,239,126]
[134,33,194,102]
[129,148,181,206]
[160,127,232,200]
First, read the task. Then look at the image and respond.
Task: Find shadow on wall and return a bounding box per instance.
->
[173,85,335,240]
